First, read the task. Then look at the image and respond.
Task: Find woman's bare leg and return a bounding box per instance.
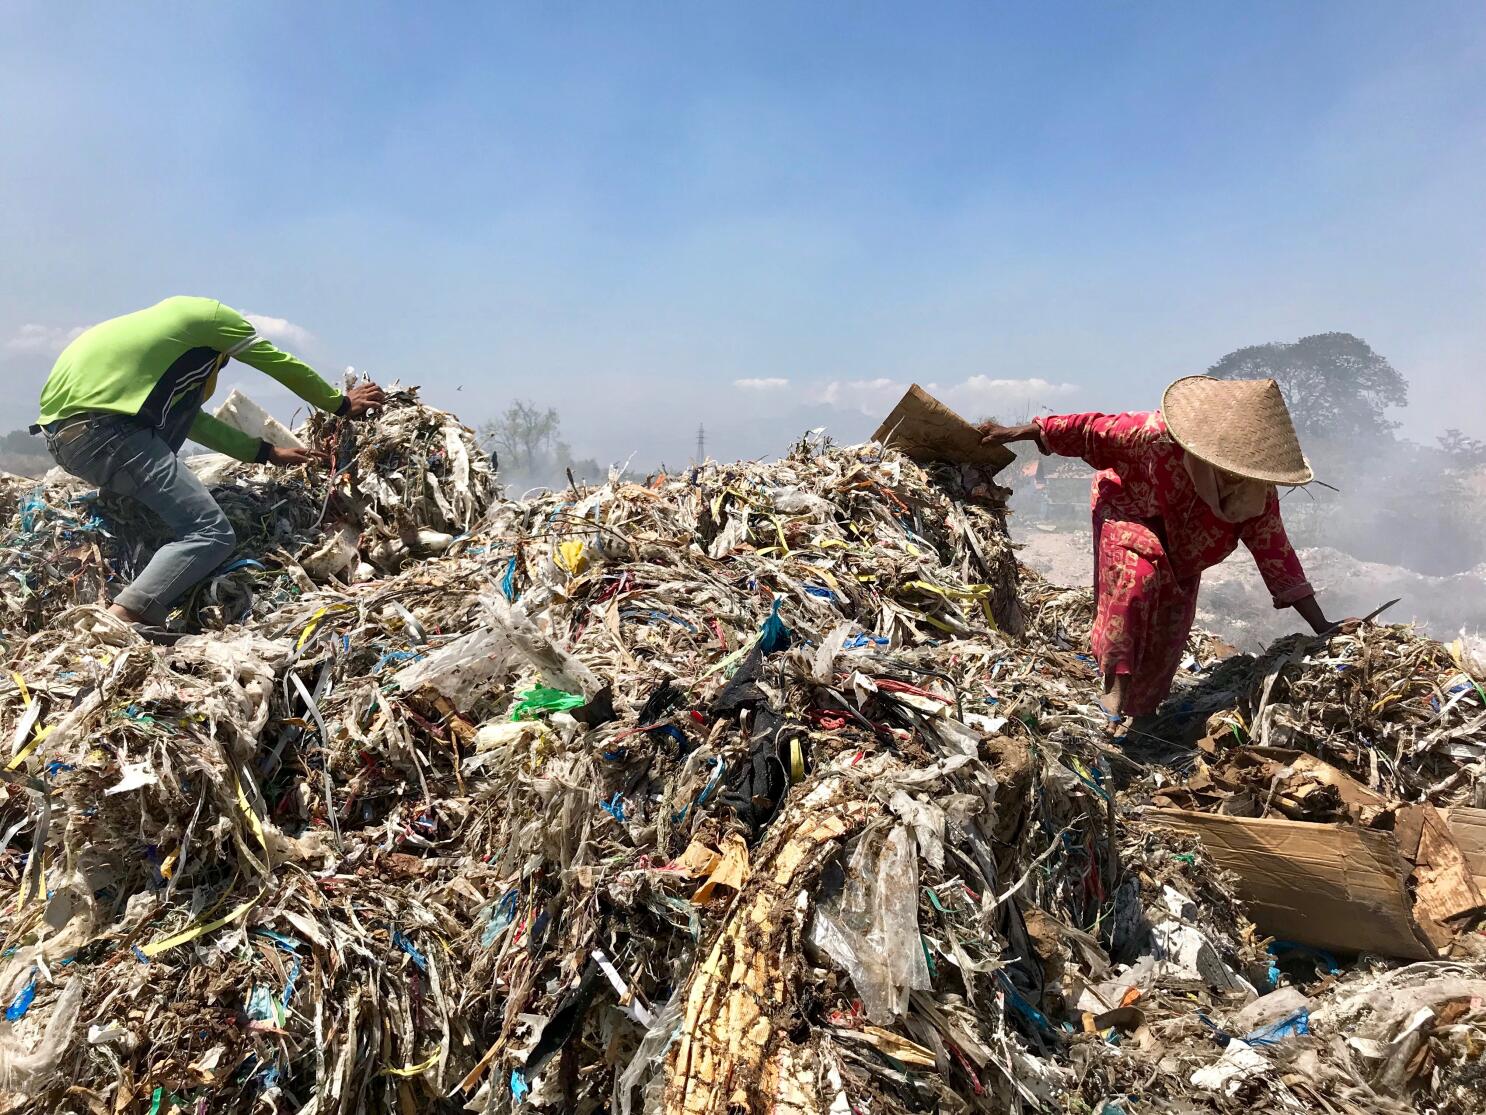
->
[1099,673,1129,735]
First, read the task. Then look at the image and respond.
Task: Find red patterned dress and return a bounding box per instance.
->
[1034,411,1313,716]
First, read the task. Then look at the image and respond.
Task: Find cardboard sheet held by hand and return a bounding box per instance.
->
[872,384,1016,473]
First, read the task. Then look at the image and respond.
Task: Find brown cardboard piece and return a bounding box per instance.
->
[1446,806,1486,894]
[690,833,751,906]
[1263,748,1390,820]
[872,385,1016,473]
[1154,746,1391,825]
[1149,808,1437,960]
[1405,804,1486,950]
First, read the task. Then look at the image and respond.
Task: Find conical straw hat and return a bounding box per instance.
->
[1161,376,1313,485]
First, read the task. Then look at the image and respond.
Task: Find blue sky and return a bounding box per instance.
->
[2,2,1482,467]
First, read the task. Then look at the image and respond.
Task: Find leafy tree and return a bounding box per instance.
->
[480,400,561,473]
[1207,333,1407,442]
[1354,441,1483,575]
[1438,428,1486,466]
[479,401,601,485]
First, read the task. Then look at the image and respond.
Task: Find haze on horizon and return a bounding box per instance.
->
[2,2,1482,471]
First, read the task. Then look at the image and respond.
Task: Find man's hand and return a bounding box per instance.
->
[344,383,386,419]
[266,446,328,468]
[979,421,1041,447]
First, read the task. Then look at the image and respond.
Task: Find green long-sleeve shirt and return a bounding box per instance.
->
[37,296,345,461]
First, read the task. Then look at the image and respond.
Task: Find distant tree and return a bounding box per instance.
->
[561,451,604,485]
[479,401,602,484]
[1207,333,1407,442]
[1438,428,1486,466]
[1354,440,1484,575]
[480,400,561,473]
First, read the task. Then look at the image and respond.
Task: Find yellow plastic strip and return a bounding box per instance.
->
[789,738,805,783]
[897,607,957,634]
[770,516,790,556]
[296,608,329,651]
[233,765,269,851]
[7,733,44,771]
[901,580,991,600]
[140,889,265,958]
[8,721,50,771]
[383,1052,440,1078]
[8,672,36,770]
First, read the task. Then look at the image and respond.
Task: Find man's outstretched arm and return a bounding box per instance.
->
[208,302,387,418]
[187,410,327,465]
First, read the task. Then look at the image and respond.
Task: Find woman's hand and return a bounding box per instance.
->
[979,421,1041,447]
[1293,594,1364,636]
[265,446,329,468]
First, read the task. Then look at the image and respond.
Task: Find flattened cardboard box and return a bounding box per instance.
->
[1395,804,1486,951]
[1150,809,1436,959]
[1447,806,1486,894]
[1150,809,1486,963]
[873,384,1015,473]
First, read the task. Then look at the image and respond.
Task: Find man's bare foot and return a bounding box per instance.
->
[107,602,142,624]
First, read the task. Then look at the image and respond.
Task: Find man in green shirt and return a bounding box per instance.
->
[35,296,384,636]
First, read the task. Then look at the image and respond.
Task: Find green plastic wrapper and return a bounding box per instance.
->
[511,686,586,721]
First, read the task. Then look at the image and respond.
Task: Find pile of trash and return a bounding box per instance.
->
[0,388,499,637]
[1143,621,1486,978]
[0,402,1482,1115]
[0,476,25,524]
[1205,627,1486,808]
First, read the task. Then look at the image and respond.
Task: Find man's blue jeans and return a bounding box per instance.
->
[43,414,236,624]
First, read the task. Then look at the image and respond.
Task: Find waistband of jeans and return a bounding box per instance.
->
[42,412,140,444]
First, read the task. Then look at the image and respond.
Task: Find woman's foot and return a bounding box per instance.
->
[1099,675,1129,739]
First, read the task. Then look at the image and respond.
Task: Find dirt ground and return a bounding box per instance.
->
[1015,523,1486,652]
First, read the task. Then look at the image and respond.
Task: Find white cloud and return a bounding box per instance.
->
[816,377,898,410]
[810,375,1078,418]
[4,323,88,356]
[944,375,1078,419]
[244,313,315,350]
[733,377,790,390]
[3,314,317,359]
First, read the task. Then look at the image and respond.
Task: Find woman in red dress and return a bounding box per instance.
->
[981,376,1359,735]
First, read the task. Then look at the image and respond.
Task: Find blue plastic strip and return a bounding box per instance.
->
[4,973,37,1022]
[391,929,429,972]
